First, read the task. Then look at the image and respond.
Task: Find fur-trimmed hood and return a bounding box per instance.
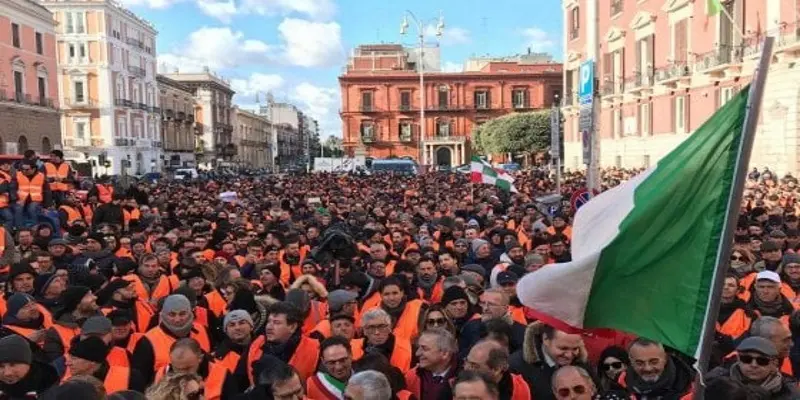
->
[522,321,589,365]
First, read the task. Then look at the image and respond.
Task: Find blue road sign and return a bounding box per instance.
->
[548,205,559,216]
[579,60,595,105]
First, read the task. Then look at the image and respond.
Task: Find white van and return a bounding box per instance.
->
[174,168,199,180]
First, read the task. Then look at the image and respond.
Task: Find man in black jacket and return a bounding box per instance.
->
[92,192,125,231]
[0,334,59,397]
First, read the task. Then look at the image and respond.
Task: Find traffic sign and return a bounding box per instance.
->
[571,188,600,212]
[579,60,595,105]
[548,205,560,216]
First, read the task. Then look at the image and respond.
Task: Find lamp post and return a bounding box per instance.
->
[401,11,444,169]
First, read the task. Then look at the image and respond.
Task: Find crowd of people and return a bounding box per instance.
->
[0,150,796,400]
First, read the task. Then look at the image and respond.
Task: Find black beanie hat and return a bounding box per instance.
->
[229,289,258,314]
[87,232,106,247]
[106,308,133,326]
[69,336,110,363]
[0,334,32,364]
[34,273,59,297]
[440,286,470,306]
[8,262,36,283]
[260,262,282,280]
[95,279,131,306]
[58,285,90,317]
[180,266,205,282]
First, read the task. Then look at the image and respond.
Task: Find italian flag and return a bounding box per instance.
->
[470,157,518,193]
[517,85,751,357]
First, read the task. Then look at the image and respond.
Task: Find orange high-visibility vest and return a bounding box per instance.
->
[123,274,174,303]
[16,171,44,203]
[59,205,83,226]
[246,334,319,384]
[351,337,412,373]
[0,171,10,208]
[82,204,94,225]
[144,324,211,372]
[154,362,228,400]
[96,184,114,203]
[51,324,80,354]
[215,349,240,373]
[44,162,71,192]
[0,226,7,275]
[62,365,130,393]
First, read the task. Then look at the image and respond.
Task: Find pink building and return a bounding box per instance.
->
[562,0,800,174]
[0,0,61,154]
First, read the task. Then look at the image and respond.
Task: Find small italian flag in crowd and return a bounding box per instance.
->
[470,157,518,193]
[517,84,751,358]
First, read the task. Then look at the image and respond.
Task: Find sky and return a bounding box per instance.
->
[124,0,564,139]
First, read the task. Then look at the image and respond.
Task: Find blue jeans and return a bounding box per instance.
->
[13,202,42,229]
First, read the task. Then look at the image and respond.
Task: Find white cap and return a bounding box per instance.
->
[756,270,781,284]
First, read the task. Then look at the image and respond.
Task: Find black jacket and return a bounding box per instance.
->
[0,360,59,399]
[459,317,526,360]
[92,203,125,228]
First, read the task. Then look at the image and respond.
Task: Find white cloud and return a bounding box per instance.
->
[278,19,343,68]
[290,82,340,136]
[158,27,274,72]
[196,0,237,23]
[239,0,335,20]
[521,27,557,52]
[442,62,464,73]
[117,0,185,9]
[231,73,285,97]
[425,25,471,46]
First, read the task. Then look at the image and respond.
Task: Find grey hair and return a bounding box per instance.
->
[347,370,392,400]
[551,365,595,393]
[360,308,391,327]
[750,316,783,338]
[482,288,510,306]
[442,276,465,290]
[420,328,458,354]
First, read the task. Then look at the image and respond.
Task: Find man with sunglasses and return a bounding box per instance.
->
[707,337,799,398]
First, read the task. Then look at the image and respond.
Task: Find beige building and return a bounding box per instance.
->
[42,0,161,175]
[232,107,271,168]
[160,70,234,169]
[157,75,196,169]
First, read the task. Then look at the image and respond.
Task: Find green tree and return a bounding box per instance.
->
[472,110,551,155]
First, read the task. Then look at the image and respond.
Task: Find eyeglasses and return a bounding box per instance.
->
[426,318,446,326]
[738,354,772,366]
[363,323,390,333]
[602,361,624,371]
[556,385,587,398]
[730,254,745,261]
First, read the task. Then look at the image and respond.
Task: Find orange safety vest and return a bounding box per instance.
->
[0,171,10,208]
[82,204,94,225]
[215,349,241,373]
[617,371,694,400]
[417,279,445,304]
[16,171,44,204]
[96,184,114,203]
[154,362,228,400]
[0,226,7,275]
[51,324,80,354]
[59,205,83,226]
[44,162,71,192]
[310,319,331,339]
[124,274,174,303]
[205,290,228,318]
[392,300,424,341]
[302,301,327,335]
[144,324,211,372]
[351,337,413,373]
[123,208,141,226]
[246,335,319,384]
[62,365,130,394]
[715,308,753,340]
[278,251,302,286]
[107,346,131,368]
[102,302,155,334]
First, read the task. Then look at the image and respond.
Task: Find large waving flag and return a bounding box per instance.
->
[470,157,518,193]
[517,86,751,358]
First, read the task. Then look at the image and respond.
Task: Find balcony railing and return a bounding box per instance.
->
[126,37,144,48]
[475,103,490,110]
[694,44,744,73]
[114,98,131,107]
[399,104,412,111]
[136,102,147,110]
[569,28,579,40]
[164,109,174,119]
[360,105,374,112]
[91,138,104,147]
[361,132,375,143]
[114,138,130,146]
[0,91,56,109]
[63,97,96,108]
[128,66,146,77]
[624,71,654,92]
[152,106,161,114]
[654,62,692,83]
[562,92,576,107]
[600,78,622,96]
[176,111,186,121]
[399,132,413,142]
[186,114,194,124]
[610,0,623,16]
[64,138,90,148]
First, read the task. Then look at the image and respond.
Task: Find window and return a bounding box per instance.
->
[437,120,450,137]
[360,122,374,141]
[65,12,74,34]
[635,35,654,85]
[74,81,85,103]
[400,91,411,110]
[613,109,622,138]
[79,43,86,59]
[117,118,126,137]
[438,87,449,109]
[75,12,85,33]
[512,89,529,108]
[35,32,43,54]
[13,71,24,101]
[38,77,46,102]
[719,87,734,106]
[361,91,373,111]
[673,19,688,63]
[474,90,489,109]
[11,24,20,48]
[638,103,651,136]
[570,7,580,39]
[75,121,87,139]
[68,44,75,58]
[674,96,686,133]
[615,155,622,168]
[399,121,412,140]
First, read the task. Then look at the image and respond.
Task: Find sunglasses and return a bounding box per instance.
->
[731,254,744,261]
[738,354,772,366]
[602,361,624,370]
[427,318,447,326]
[556,385,587,398]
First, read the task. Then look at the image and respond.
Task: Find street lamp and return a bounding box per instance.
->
[401,11,444,169]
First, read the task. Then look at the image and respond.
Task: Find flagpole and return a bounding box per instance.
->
[693,36,774,399]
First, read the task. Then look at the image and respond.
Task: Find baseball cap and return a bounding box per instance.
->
[756,270,781,284]
[737,336,778,357]
[328,290,358,312]
[496,271,519,286]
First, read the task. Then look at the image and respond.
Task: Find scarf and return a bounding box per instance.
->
[718,298,746,323]
[383,300,407,324]
[161,316,194,337]
[729,364,784,393]
[264,331,302,363]
[417,274,438,290]
[364,334,395,360]
[752,294,790,317]
[314,372,346,400]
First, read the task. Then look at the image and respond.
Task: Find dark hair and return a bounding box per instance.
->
[320,335,352,355]
[417,256,435,266]
[481,318,513,343]
[379,275,406,293]
[259,359,298,388]
[628,337,663,352]
[454,371,499,397]
[438,248,457,259]
[247,239,264,248]
[269,301,303,326]
[352,353,406,396]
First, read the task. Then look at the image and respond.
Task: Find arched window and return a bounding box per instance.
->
[116,75,125,99]
[17,136,28,154]
[41,137,52,153]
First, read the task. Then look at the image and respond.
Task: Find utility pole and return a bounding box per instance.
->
[586,0,601,195]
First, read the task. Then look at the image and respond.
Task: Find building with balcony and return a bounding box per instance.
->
[0,0,62,155]
[232,107,271,169]
[41,0,160,175]
[259,97,304,170]
[157,74,196,169]
[339,44,562,167]
[161,70,234,169]
[562,0,800,174]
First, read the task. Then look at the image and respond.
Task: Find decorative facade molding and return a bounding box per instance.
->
[662,0,693,13]
[604,26,626,42]
[630,11,657,30]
